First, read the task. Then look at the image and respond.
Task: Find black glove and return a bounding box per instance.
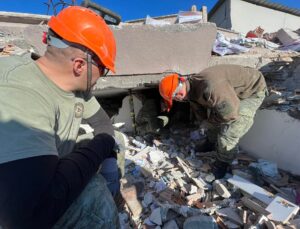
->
[81,133,116,162]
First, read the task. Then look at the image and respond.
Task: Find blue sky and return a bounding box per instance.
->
[0,0,299,21]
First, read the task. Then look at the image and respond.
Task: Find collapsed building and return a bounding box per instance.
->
[1,1,300,228]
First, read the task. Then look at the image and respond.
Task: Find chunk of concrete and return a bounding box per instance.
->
[228,175,274,205]
[213,180,231,198]
[216,207,243,225]
[120,186,142,219]
[111,23,217,76]
[150,207,162,225]
[183,215,218,229]
[162,220,179,229]
[266,196,300,224]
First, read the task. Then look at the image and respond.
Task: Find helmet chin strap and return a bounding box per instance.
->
[85,52,93,99]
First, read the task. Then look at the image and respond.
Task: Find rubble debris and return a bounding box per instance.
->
[149,208,162,225]
[183,215,218,229]
[118,124,300,228]
[228,175,274,205]
[215,207,243,226]
[249,159,279,178]
[265,196,299,224]
[213,32,249,56]
[241,197,270,216]
[121,185,143,220]
[162,219,178,229]
[213,180,231,199]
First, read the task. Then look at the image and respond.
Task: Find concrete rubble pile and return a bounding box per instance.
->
[117,125,300,229]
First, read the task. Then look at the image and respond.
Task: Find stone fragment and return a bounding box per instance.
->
[150,208,162,225]
[186,192,204,206]
[223,220,240,229]
[142,192,154,207]
[183,215,218,229]
[205,174,215,183]
[266,196,300,224]
[213,180,231,198]
[228,175,274,205]
[241,197,270,216]
[162,220,179,229]
[121,186,143,220]
[216,207,243,225]
[264,220,276,229]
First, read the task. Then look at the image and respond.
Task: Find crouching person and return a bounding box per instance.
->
[0,6,120,229]
[159,65,267,179]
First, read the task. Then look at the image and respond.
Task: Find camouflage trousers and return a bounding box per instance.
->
[52,174,120,229]
[205,90,266,163]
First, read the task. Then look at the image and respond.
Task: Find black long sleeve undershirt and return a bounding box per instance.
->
[0,133,115,229]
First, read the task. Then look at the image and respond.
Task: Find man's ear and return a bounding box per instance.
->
[73,58,86,76]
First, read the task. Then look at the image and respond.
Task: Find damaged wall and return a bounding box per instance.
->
[209,0,300,34]
[231,0,300,34]
[240,109,300,175]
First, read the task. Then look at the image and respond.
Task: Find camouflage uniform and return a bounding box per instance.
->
[203,90,266,162]
[188,65,267,163]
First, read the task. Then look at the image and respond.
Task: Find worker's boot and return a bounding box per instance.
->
[212,160,230,179]
[195,138,215,153]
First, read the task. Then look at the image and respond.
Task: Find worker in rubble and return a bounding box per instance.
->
[159,65,267,179]
[0,6,122,229]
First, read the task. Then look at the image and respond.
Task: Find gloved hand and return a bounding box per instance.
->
[85,133,115,158]
[100,158,120,197]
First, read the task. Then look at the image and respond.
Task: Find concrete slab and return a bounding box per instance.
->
[111,23,217,76]
[266,196,299,224]
[228,175,274,205]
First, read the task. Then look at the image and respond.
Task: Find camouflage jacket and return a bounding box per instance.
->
[187,64,266,123]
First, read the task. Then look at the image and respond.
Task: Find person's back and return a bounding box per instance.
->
[190,64,266,100]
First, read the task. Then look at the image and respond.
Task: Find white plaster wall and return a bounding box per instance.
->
[113,95,143,133]
[240,109,300,175]
[209,1,232,30]
[230,0,300,34]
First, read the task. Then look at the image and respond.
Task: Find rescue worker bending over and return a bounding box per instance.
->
[159,64,267,179]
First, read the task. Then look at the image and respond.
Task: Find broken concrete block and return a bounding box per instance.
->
[205,174,215,183]
[112,23,217,76]
[241,197,270,216]
[277,28,300,46]
[186,192,204,206]
[213,180,231,198]
[142,192,154,207]
[183,215,218,229]
[148,150,165,164]
[228,175,274,205]
[216,207,243,226]
[191,177,210,190]
[162,220,179,229]
[150,208,162,225]
[251,215,269,228]
[188,184,198,195]
[223,220,240,229]
[266,196,300,224]
[121,186,143,220]
[265,220,276,229]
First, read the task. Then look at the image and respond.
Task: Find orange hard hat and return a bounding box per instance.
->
[48,6,116,73]
[159,73,180,112]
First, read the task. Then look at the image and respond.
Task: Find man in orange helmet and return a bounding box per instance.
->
[0,6,121,228]
[159,64,267,179]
